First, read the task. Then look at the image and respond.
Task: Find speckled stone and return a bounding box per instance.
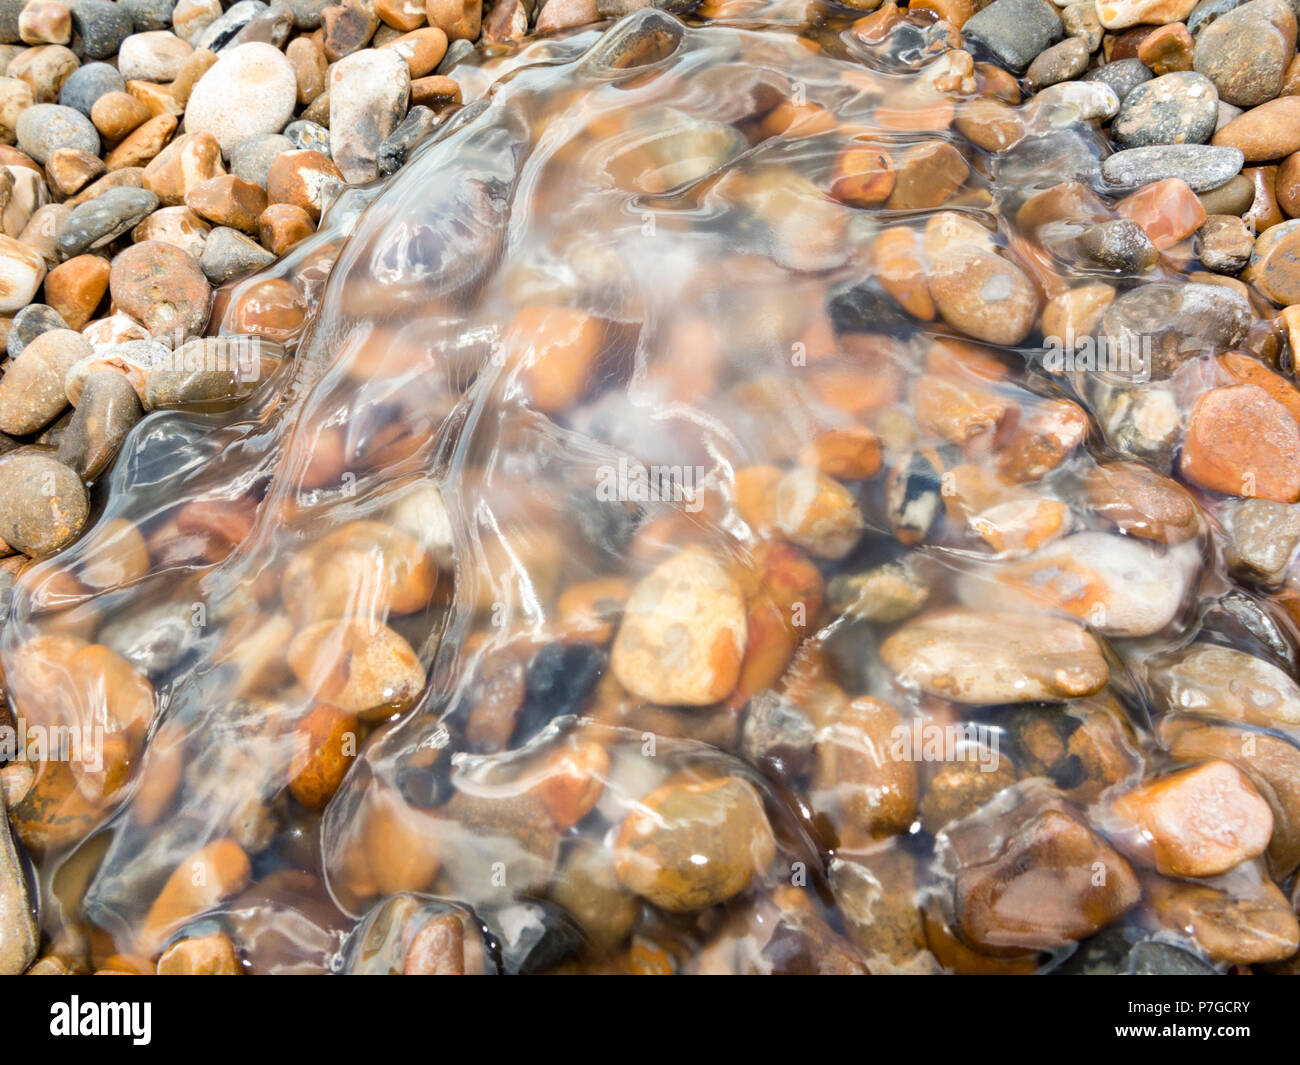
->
[962,0,1063,72]
[68,0,133,59]
[1083,57,1153,102]
[15,102,98,163]
[1112,71,1220,148]
[1102,143,1245,190]
[121,0,176,32]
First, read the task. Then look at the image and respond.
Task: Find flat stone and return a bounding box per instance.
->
[1153,642,1300,728]
[880,608,1109,703]
[1102,143,1244,191]
[1112,71,1219,147]
[56,185,159,255]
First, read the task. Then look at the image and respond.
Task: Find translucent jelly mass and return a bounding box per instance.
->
[6,6,1299,974]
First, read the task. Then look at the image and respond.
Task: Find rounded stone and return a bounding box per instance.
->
[120,0,176,32]
[0,450,88,555]
[68,0,133,59]
[56,60,123,116]
[1112,71,1219,148]
[1194,2,1291,106]
[1083,57,1153,102]
[183,41,297,155]
[109,239,211,339]
[14,102,98,163]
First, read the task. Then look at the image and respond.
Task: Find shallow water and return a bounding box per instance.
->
[5,4,1298,973]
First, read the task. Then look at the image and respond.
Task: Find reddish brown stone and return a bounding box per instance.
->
[108,240,211,341]
[184,174,268,234]
[258,203,315,255]
[1181,383,1300,501]
[43,253,109,330]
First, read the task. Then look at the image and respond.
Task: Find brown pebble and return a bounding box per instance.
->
[1276,151,1300,216]
[18,0,70,45]
[66,167,144,208]
[380,26,448,78]
[43,254,109,330]
[266,148,344,221]
[425,0,480,40]
[376,0,428,30]
[1213,96,1300,162]
[142,132,225,207]
[103,112,177,171]
[409,74,461,107]
[45,146,104,197]
[108,240,211,340]
[322,0,380,60]
[1136,21,1193,74]
[286,36,328,106]
[169,48,218,109]
[258,202,314,255]
[126,79,184,119]
[184,174,267,233]
[156,932,242,975]
[90,91,150,141]
[8,45,77,103]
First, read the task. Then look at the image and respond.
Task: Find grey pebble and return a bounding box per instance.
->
[58,61,125,117]
[121,0,176,32]
[69,0,135,59]
[57,186,160,255]
[15,103,100,164]
[0,0,24,45]
[1187,0,1244,34]
[377,104,436,176]
[1102,143,1245,191]
[962,0,1063,73]
[438,37,475,73]
[199,225,275,283]
[284,118,329,154]
[57,368,143,479]
[1083,57,1152,103]
[228,132,293,187]
[7,304,67,359]
[285,0,331,29]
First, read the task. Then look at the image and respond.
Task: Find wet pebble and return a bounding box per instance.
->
[57,367,143,478]
[0,448,87,554]
[962,0,1063,72]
